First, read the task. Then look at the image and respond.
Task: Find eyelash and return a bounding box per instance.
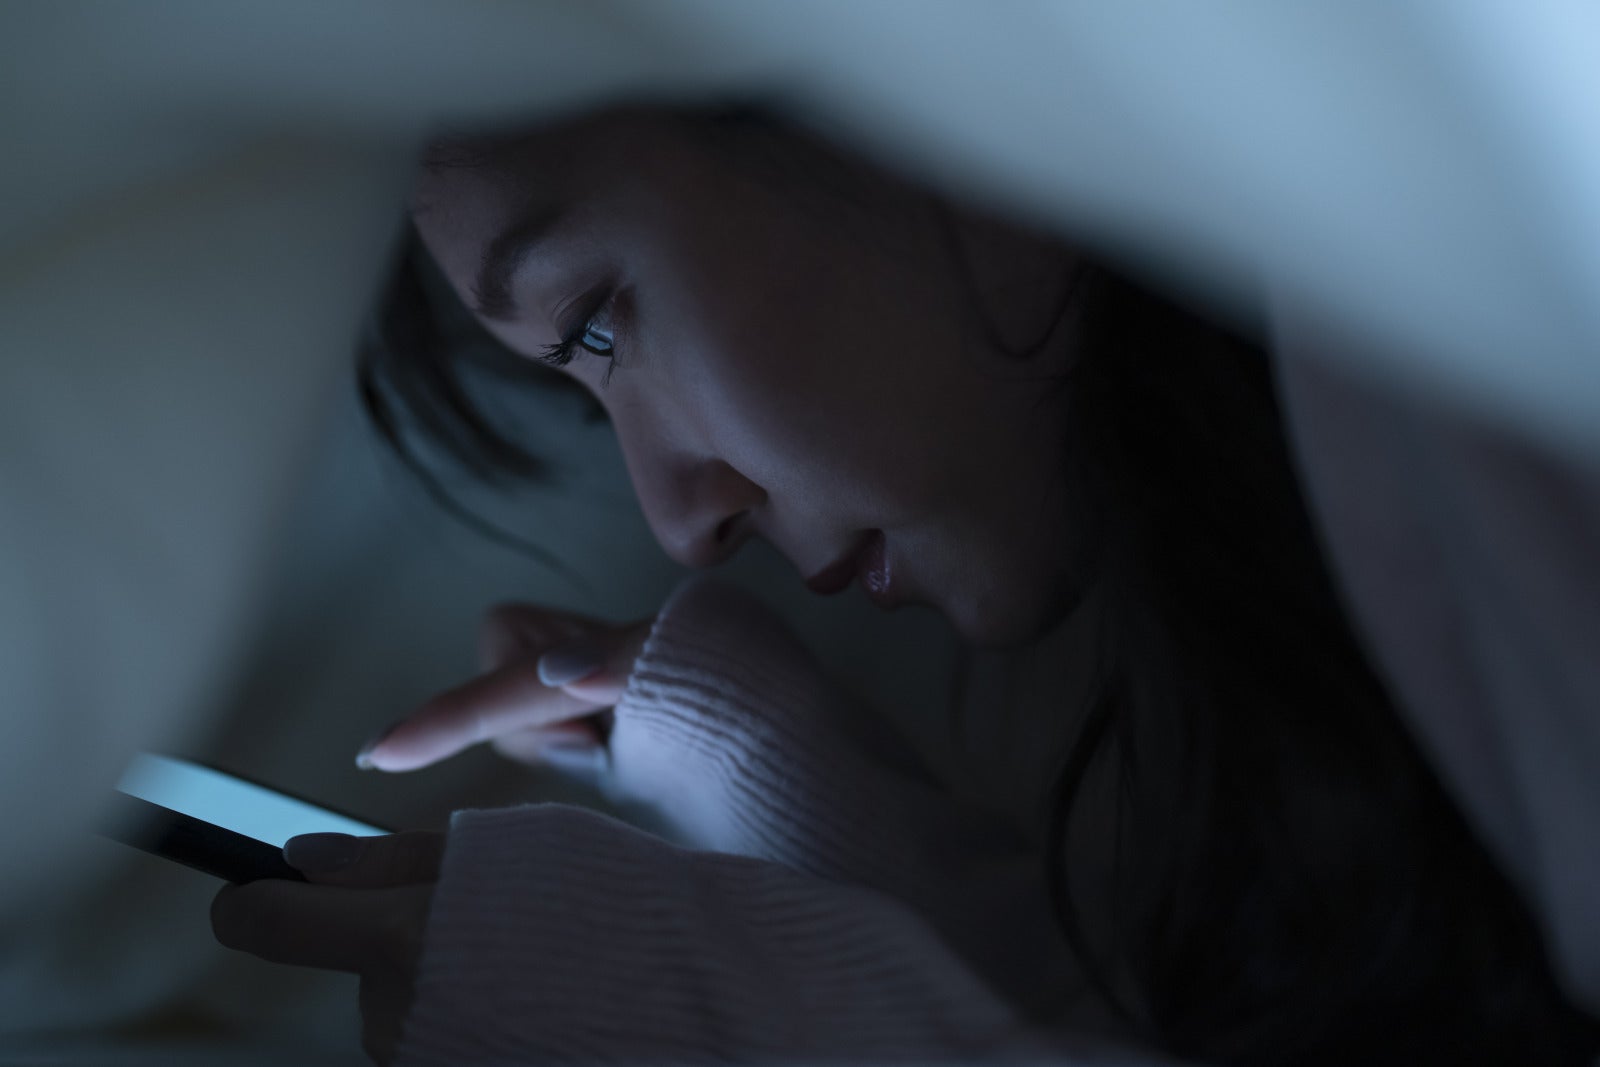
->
[537,290,619,388]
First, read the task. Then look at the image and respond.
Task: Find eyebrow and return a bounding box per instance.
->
[470,207,565,322]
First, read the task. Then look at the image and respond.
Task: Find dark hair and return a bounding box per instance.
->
[358,110,1600,1065]
[1037,268,1599,1064]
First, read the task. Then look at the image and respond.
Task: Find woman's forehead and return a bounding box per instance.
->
[410,142,565,266]
[409,111,663,239]
[419,107,666,184]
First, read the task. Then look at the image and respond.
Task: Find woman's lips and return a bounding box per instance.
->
[803,533,870,596]
[856,529,896,608]
[802,531,898,608]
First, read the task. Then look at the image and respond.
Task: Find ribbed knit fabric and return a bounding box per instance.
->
[601,578,1078,1015]
[394,577,1104,1064]
[399,804,1021,1064]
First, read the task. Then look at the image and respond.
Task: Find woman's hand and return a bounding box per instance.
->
[357,604,655,773]
[214,578,1070,1061]
[210,831,445,1066]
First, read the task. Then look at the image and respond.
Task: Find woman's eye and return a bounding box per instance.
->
[578,312,614,356]
[536,289,621,385]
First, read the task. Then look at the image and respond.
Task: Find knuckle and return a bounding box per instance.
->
[364,836,417,885]
[489,730,545,762]
[362,844,406,887]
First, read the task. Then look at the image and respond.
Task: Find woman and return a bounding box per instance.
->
[211,105,1600,1065]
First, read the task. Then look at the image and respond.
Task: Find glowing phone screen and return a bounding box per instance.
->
[117,753,384,846]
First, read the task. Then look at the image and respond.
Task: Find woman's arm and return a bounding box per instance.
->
[396,803,1176,1066]
[216,574,1138,1061]
[598,577,1078,1016]
[401,803,1021,1064]
[362,574,1085,1020]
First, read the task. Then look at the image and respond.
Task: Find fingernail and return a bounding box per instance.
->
[355,722,399,770]
[541,742,608,778]
[537,640,606,687]
[284,833,359,874]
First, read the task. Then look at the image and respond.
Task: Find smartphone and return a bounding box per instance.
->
[100,753,389,883]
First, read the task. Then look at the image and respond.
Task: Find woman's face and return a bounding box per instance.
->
[411,109,1080,647]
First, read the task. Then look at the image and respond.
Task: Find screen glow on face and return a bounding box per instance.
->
[117,753,384,846]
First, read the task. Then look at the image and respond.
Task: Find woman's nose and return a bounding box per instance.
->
[634,456,763,570]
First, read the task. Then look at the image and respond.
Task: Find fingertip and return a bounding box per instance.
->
[355,721,400,771]
[356,718,446,773]
[355,748,399,772]
[537,640,606,687]
[355,746,423,773]
[355,747,416,773]
[284,832,359,877]
[358,723,450,773]
[294,830,448,888]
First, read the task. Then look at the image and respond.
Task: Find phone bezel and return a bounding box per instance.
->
[99,758,392,883]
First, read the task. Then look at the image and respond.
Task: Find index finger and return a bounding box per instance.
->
[365,660,605,772]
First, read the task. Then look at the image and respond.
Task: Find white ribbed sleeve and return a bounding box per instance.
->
[394,576,1128,1064]
[600,578,1076,1015]
[398,804,1022,1064]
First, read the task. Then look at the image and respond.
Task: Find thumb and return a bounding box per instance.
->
[284,830,447,887]
[539,617,655,706]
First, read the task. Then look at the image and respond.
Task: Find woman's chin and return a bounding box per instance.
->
[943,600,1041,651]
[942,578,1082,650]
